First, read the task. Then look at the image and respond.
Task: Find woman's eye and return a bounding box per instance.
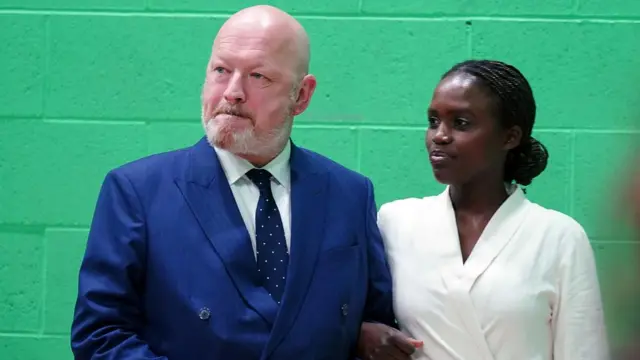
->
[455,118,470,127]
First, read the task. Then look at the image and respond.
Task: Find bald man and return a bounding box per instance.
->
[70,5,413,360]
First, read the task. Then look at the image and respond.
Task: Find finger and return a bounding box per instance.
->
[388,335,418,355]
[409,339,423,348]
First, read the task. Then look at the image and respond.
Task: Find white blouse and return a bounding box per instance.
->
[377,185,610,360]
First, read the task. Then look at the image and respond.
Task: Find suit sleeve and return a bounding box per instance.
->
[551,224,610,360]
[71,170,167,360]
[361,178,396,327]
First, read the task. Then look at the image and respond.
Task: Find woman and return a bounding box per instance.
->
[372,60,609,359]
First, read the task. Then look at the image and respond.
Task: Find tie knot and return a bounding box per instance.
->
[246,168,272,191]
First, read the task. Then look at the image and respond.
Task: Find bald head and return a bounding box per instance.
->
[215,5,310,79]
[201,5,318,164]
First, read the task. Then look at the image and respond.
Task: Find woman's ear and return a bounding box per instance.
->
[503,125,523,151]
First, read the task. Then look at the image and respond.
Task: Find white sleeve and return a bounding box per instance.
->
[552,224,610,359]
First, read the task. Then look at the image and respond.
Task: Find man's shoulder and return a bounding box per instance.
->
[296,146,369,185]
[108,142,194,184]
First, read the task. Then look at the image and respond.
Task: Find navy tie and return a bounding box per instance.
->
[246,168,289,304]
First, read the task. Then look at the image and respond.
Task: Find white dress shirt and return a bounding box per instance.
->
[213,142,291,258]
[377,184,610,360]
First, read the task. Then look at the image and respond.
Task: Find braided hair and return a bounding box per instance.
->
[442,60,549,186]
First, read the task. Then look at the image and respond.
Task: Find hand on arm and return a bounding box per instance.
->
[357,179,423,359]
[358,322,423,360]
[361,179,396,326]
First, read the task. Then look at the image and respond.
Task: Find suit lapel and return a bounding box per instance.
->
[462,185,530,288]
[439,185,530,360]
[436,188,466,272]
[174,137,278,326]
[263,143,328,358]
[431,188,492,359]
[438,185,530,291]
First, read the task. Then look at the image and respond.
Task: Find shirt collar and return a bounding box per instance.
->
[214,141,291,190]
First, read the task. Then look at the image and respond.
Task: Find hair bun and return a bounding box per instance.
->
[506,136,549,186]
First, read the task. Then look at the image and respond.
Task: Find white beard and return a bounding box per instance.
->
[201,107,293,157]
[201,85,299,158]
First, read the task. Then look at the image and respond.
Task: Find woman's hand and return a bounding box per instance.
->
[357,322,423,360]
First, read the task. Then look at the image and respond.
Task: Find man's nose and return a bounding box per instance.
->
[223,73,246,104]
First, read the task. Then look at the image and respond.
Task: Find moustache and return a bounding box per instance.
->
[213,104,252,120]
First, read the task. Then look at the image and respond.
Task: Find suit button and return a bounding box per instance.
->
[198,307,210,320]
[341,304,348,316]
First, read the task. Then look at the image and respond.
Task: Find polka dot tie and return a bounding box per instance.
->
[246,169,289,304]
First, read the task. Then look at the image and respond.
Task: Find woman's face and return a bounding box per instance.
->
[425,72,520,186]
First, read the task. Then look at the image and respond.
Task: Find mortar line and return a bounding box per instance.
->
[465,19,473,57]
[2,9,640,22]
[2,117,638,133]
[0,224,89,231]
[43,119,147,125]
[355,126,363,172]
[591,240,640,244]
[572,0,581,15]
[39,230,47,335]
[2,116,639,133]
[41,15,50,120]
[0,332,67,338]
[569,131,576,217]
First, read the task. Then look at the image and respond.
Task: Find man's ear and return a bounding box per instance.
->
[291,74,317,116]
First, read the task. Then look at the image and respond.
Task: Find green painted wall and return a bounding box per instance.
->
[1,1,639,358]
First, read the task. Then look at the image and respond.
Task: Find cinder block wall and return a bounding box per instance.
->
[1,1,639,358]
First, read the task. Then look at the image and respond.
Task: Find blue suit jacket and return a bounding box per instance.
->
[71,137,395,360]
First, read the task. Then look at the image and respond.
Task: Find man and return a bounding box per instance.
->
[70,5,419,360]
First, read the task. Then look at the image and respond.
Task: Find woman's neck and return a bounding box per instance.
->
[449,179,510,215]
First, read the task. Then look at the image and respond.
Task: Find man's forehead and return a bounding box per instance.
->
[210,41,299,81]
[215,34,269,52]
[211,48,271,69]
[213,31,296,63]
[219,30,289,55]
[213,39,289,63]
